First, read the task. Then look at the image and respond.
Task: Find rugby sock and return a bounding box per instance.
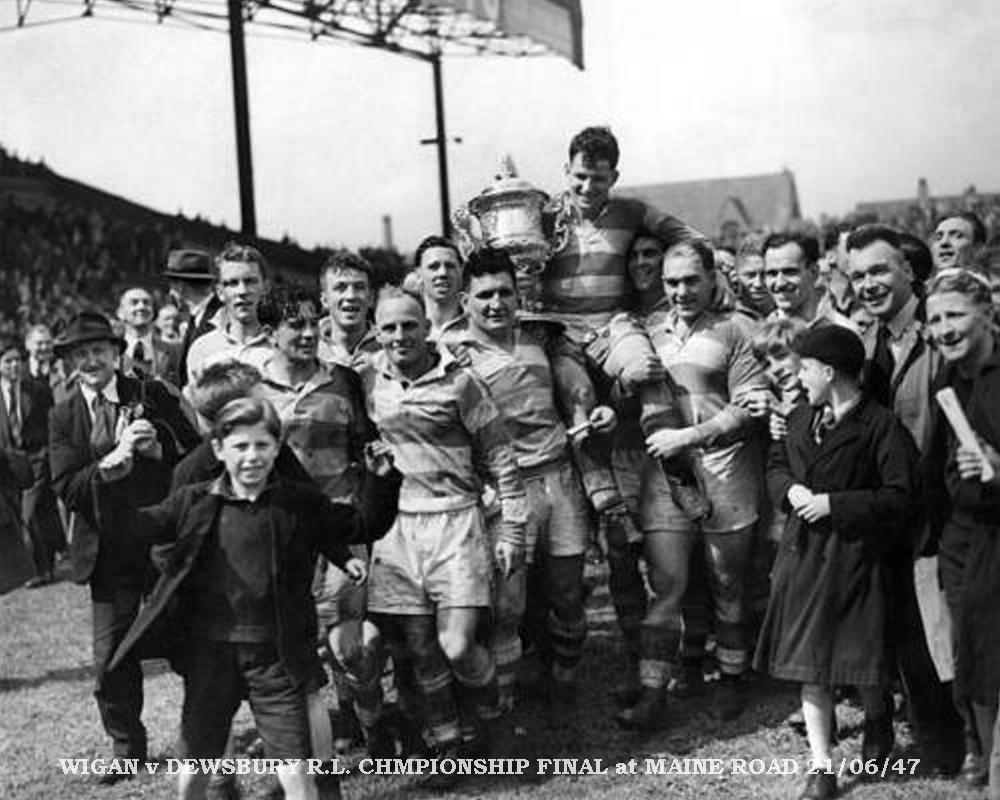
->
[715,619,749,677]
[454,645,501,722]
[344,647,384,732]
[639,624,680,690]
[547,609,587,682]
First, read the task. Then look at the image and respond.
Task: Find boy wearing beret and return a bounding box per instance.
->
[754,325,920,800]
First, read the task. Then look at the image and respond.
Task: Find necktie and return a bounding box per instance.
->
[811,405,836,445]
[132,341,146,364]
[90,393,117,457]
[7,384,20,447]
[870,323,895,406]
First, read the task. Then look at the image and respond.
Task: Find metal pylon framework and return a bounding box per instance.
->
[6,0,583,238]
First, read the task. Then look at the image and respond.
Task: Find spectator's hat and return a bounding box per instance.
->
[53,311,126,358]
[794,324,865,378]
[163,249,214,282]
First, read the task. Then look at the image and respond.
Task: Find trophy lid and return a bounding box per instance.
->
[469,154,548,210]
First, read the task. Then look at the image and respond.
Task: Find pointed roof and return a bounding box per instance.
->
[617,169,801,237]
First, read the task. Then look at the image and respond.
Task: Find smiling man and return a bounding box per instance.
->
[317,250,380,369]
[47,311,198,781]
[620,239,768,729]
[846,223,967,778]
[255,283,393,759]
[117,286,182,386]
[763,232,856,331]
[184,243,271,385]
[931,212,987,272]
[439,248,618,710]
[541,126,697,341]
[413,235,465,340]
[359,286,526,773]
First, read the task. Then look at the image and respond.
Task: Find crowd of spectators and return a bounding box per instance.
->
[4,143,999,342]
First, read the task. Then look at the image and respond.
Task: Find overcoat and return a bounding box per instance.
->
[754,395,919,686]
[109,478,363,688]
[48,372,200,585]
[948,353,1000,705]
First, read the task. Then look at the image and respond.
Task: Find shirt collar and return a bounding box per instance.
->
[885,294,920,340]
[79,375,120,407]
[260,357,335,395]
[208,472,276,502]
[221,325,270,348]
[374,342,457,386]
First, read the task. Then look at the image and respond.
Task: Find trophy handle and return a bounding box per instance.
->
[451,204,480,259]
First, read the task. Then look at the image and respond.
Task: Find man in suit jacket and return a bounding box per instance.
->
[48,311,199,781]
[847,223,965,777]
[0,336,63,586]
[117,286,184,389]
[163,249,225,388]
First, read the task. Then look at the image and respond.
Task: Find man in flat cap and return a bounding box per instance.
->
[164,249,224,387]
[48,311,199,782]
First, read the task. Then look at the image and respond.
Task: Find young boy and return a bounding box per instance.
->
[754,325,919,800]
[111,398,368,800]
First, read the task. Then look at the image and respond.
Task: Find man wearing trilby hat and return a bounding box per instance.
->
[48,310,199,783]
[163,248,224,388]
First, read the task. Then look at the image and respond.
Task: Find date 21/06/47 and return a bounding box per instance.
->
[806,759,920,778]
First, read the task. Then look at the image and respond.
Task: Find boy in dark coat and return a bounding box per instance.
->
[754,325,919,800]
[111,397,370,800]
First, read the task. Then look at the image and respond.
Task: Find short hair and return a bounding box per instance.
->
[118,284,155,303]
[257,285,322,329]
[845,223,902,253]
[376,284,425,314]
[926,268,992,306]
[629,227,666,252]
[664,238,716,273]
[215,241,269,280]
[414,235,461,270]
[24,323,51,344]
[0,334,23,359]
[822,221,853,252]
[936,211,987,245]
[762,232,820,265]
[320,249,374,288]
[751,317,808,362]
[463,247,517,289]
[898,233,934,284]
[568,126,620,169]
[189,360,264,423]
[736,232,767,260]
[211,396,281,443]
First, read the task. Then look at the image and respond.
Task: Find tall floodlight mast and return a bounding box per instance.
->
[7,0,584,239]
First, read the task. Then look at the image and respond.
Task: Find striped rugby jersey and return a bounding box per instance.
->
[258,358,374,504]
[645,307,767,470]
[439,318,570,469]
[359,346,527,519]
[541,194,695,337]
[317,317,381,371]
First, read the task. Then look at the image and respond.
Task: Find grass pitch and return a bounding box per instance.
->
[0,560,979,800]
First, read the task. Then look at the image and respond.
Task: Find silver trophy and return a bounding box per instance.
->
[452,154,551,312]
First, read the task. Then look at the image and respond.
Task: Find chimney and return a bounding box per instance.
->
[917,177,929,206]
[382,215,394,250]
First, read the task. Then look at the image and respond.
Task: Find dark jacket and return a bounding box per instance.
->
[0,448,34,594]
[169,439,400,538]
[48,373,200,585]
[754,395,920,686]
[1,378,53,453]
[109,477,368,687]
[948,352,1000,704]
[178,295,224,388]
